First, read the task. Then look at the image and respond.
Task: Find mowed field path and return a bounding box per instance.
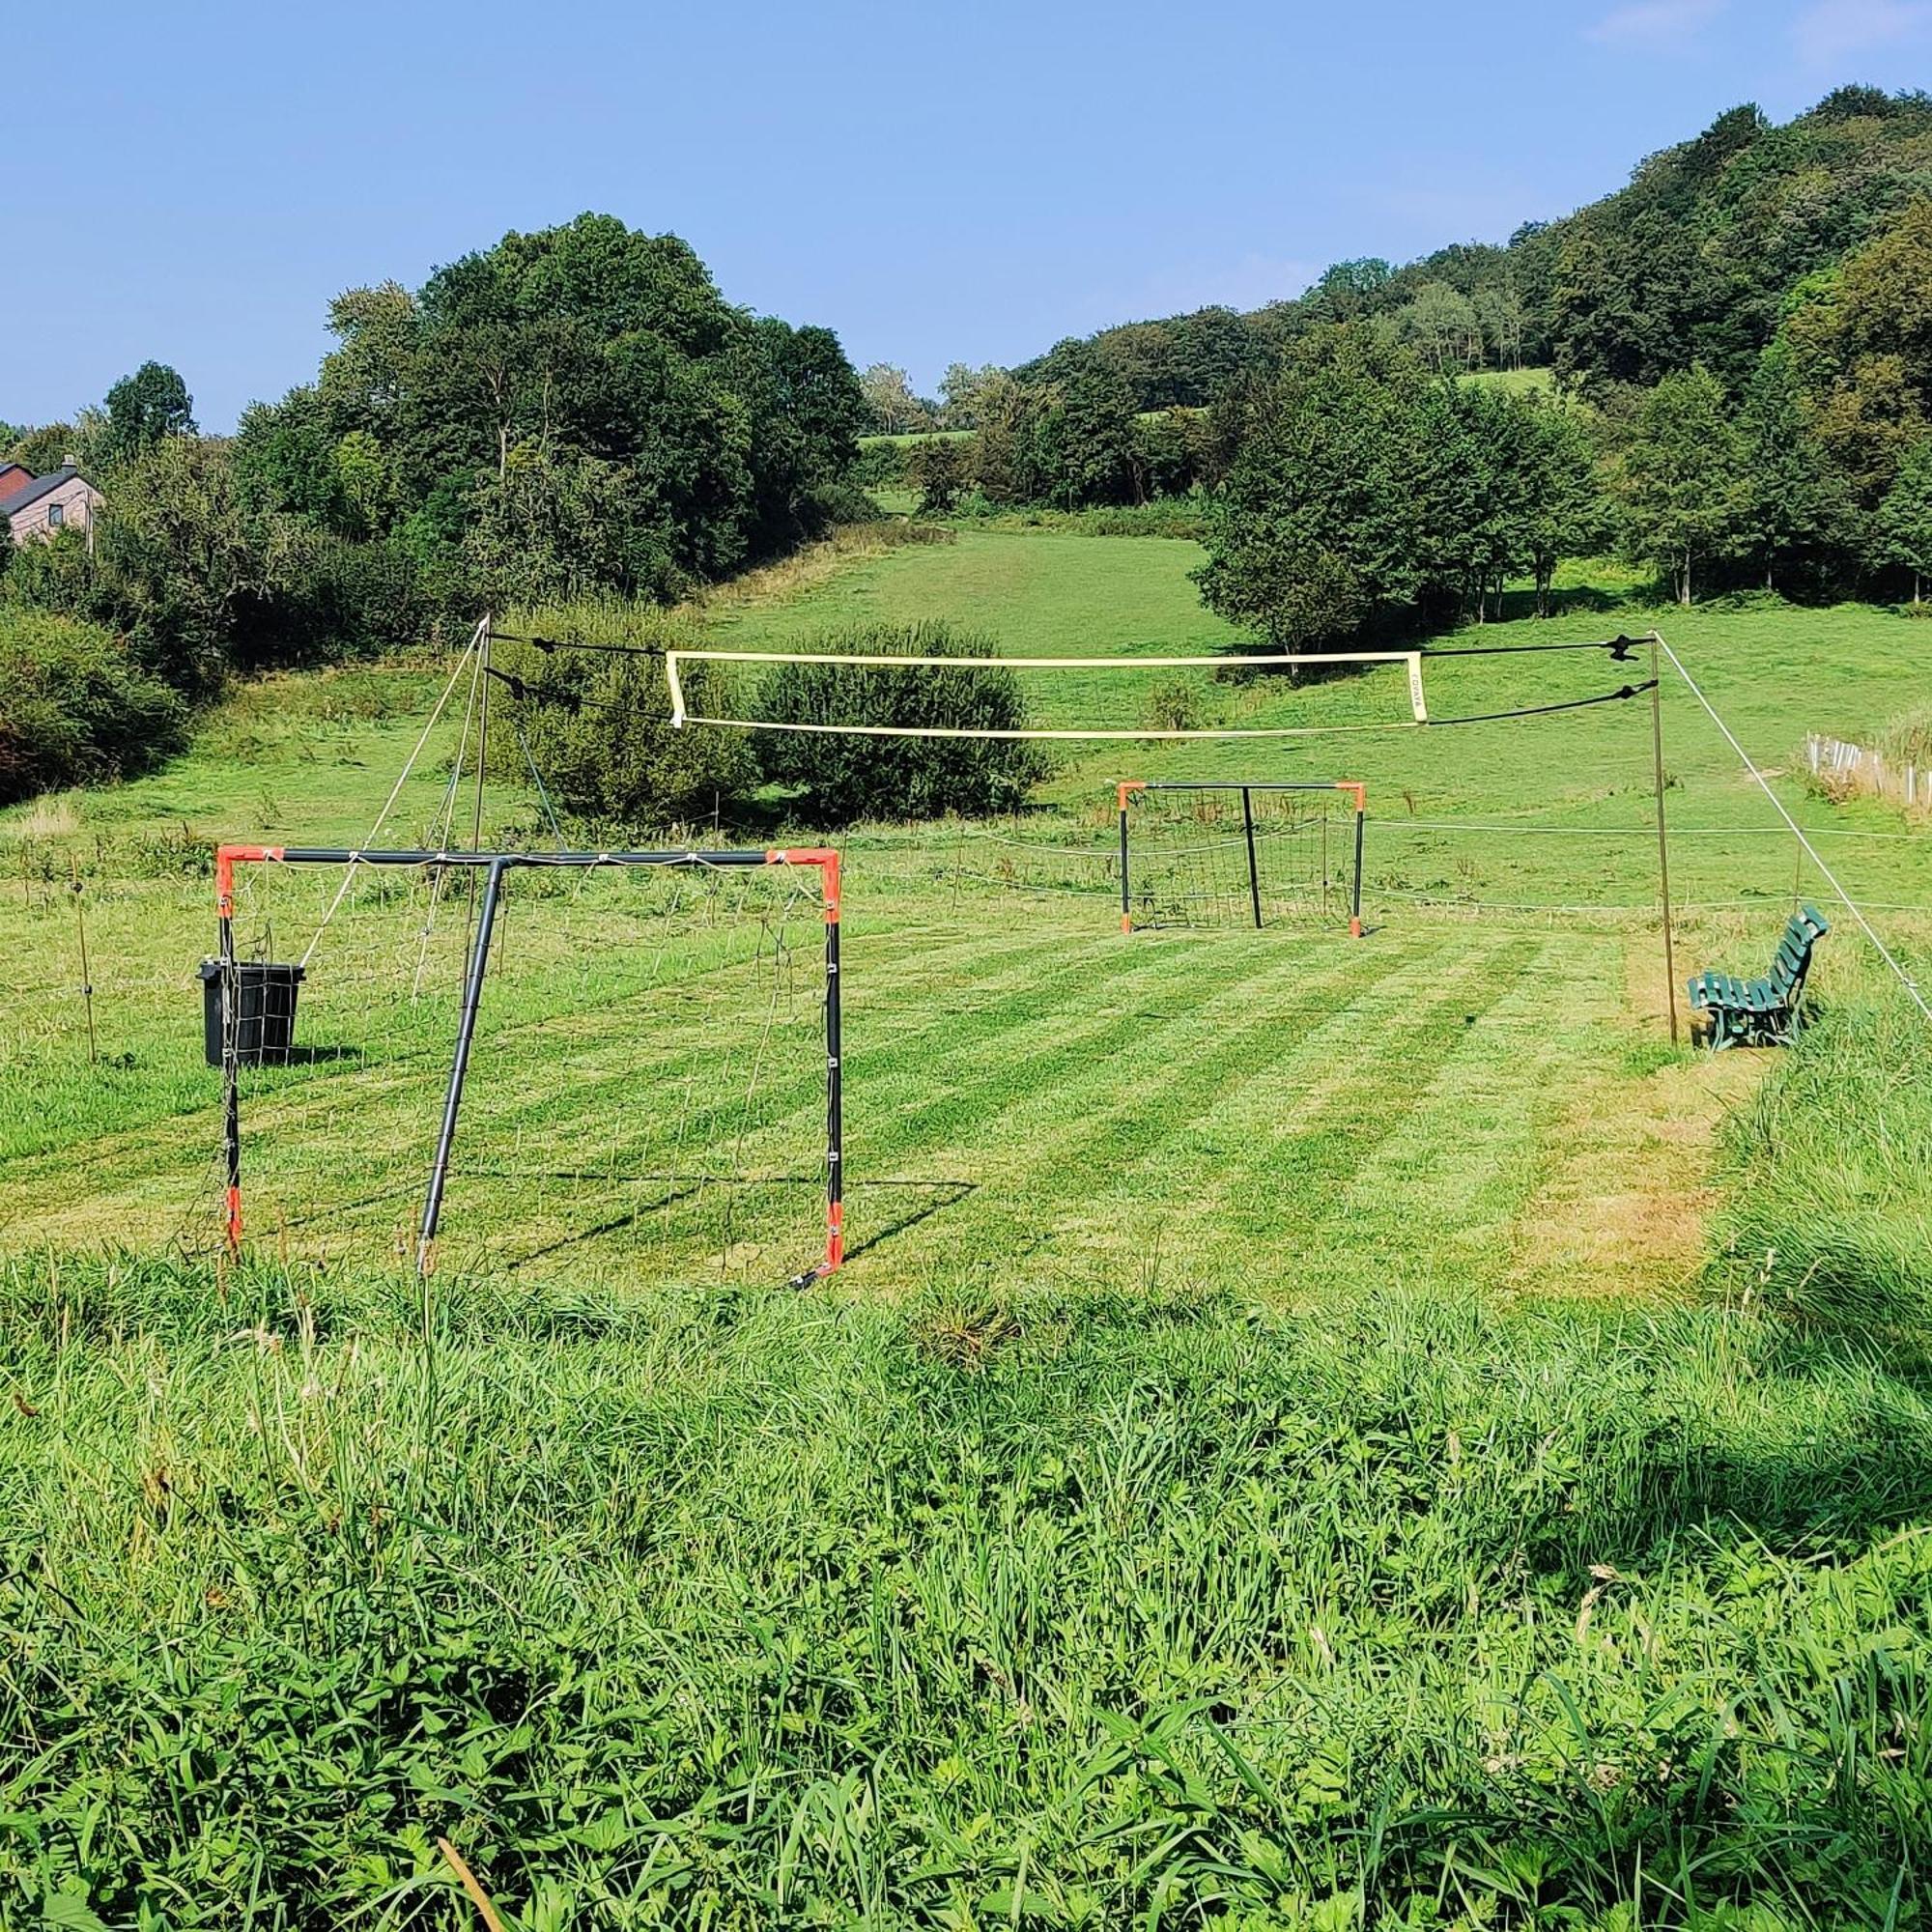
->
[0,876,1726,1304]
[14,533,1913,1299]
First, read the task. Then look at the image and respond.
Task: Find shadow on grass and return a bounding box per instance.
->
[440,1173,979,1280]
[245,1044,365,1068]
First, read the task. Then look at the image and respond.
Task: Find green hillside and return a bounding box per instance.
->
[7,522,1932,1919]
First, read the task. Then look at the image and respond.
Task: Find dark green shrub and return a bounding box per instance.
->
[906,436,971,514]
[801,479,888,528]
[0,608,186,803]
[755,621,1048,824]
[232,529,438,670]
[849,440,908,487]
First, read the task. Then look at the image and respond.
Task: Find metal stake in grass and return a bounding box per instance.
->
[69,854,97,1066]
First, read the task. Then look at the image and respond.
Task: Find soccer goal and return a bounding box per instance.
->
[1116,782,1367,935]
[210,842,842,1285]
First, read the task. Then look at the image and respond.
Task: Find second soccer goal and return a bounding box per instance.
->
[1117,781,1367,935]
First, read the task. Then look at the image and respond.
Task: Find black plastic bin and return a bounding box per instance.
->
[199,959,305,1067]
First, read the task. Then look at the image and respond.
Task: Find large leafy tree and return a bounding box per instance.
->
[1874,441,1932,603]
[1781,201,1932,505]
[937,362,1001,428]
[100,361,196,462]
[971,373,1059,506]
[1196,329,1435,647]
[1049,358,1139,507]
[905,435,969,514]
[1400,283,1482,375]
[858,364,923,434]
[1515,400,1607,616]
[1617,365,1751,604]
[1475,280,1528,371]
[1737,340,1859,593]
[1196,343,1608,643]
[235,214,865,607]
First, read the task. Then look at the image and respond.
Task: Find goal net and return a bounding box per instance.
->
[933,781,1367,935]
[1119,782,1367,934]
[208,844,841,1286]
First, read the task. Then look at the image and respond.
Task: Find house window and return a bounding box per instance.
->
[46,501,64,528]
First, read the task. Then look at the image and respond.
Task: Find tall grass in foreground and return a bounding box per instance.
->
[4,1259,1931,1927]
[1715,989,1932,1336]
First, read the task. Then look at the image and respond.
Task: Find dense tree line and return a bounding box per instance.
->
[869,86,1932,639]
[1198,301,1932,648]
[234,213,868,608]
[0,215,867,799]
[998,88,1931,413]
[871,380,1223,516]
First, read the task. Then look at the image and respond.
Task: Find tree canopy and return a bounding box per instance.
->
[993,90,1932,417]
[101,362,196,461]
[0,219,869,796]
[235,213,867,609]
[1196,330,1610,645]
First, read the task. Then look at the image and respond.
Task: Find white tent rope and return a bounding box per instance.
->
[408,646,489,999]
[298,616,488,971]
[1654,631,1931,1023]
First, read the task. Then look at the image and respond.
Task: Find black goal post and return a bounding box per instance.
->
[213,842,843,1285]
[1116,781,1366,936]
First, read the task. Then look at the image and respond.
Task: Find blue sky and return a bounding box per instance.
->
[5,0,1929,431]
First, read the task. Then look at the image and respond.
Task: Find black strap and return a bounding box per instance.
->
[1429,679,1657,726]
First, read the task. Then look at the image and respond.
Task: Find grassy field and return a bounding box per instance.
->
[1463,366,1559,397]
[4,531,1932,1925]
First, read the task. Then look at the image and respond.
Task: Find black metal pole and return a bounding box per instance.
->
[825,913,842,1269]
[1350,798,1366,939]
[1240,785,1263,928]
[417,857,507,1272]
[271,846,777,869]
[464,620,492,952]
[219,888,241,1253]
[1119,801,1131,934]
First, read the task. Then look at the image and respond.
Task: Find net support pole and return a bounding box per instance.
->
[418,855,507,1275]
[70,855,97,1066]
[464,616,493,954]
[1338,783,1367,939]
[824,877,843,1274]
[1117,782,1142,934]
[216,849,242,1254]
[1240,786,1264,928]
[1647,637,1681,1044]
[779,847,844,1285]
[1351,809,1365,939]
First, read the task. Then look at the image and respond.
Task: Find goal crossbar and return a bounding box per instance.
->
[1116,781,1367,936]
[665,647,1431,737]
[213,842,844,1284]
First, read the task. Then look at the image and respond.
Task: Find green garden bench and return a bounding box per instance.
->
[1688,904,1830,1048]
